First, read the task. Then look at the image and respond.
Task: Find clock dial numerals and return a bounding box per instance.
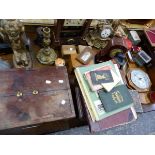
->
[130,70,151,89]
[101,28,111,38]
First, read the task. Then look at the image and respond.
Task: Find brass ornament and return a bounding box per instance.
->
[1,19,32,69]
[86,30,109,49]
[92,38,109,49]
[32,90,39,95]
[37,47,57,65]
[16,91,23,97]
[85,20,112,49]
[37,27,57,65]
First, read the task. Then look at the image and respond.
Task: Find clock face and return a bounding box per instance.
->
[101,28,112,38]
[130,69,151,89]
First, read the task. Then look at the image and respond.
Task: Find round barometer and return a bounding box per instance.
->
[127,69,151,92]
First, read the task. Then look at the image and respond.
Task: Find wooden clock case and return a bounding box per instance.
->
[52,19,92,47]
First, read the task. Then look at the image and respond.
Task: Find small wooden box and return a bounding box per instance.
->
[76,47,94,65]
[77,45,92,53]
[0,66,75,134]
[61,45,77,56]
[68,53,94,73]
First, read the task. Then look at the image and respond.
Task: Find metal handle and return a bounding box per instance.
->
[16,91,23,97]
[32,90,39,95]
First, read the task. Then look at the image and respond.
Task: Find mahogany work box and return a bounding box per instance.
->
[0,66,75,134]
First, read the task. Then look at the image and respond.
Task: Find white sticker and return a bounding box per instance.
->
[94,100,104,114]
[130,31,140,41]
[81,52,91,61]
[138,50,152,63]
[69,48,73,51]
[46,80,51,84]
[61,100,66,105]
[58,80,64,83]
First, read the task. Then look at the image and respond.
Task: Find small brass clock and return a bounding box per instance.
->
[100,25,113,39]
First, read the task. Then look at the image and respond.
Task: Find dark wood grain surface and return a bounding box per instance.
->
[0,66,75,131]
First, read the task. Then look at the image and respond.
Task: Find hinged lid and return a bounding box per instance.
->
[0,66,75,130]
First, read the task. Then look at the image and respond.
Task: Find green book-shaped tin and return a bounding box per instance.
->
[98,85,133,112]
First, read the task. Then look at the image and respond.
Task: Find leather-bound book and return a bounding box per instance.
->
[79,87,137,133]
[144,28,155,47]
[98,85,133,112]
[87,106,137,133]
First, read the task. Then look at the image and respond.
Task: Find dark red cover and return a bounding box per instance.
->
[144,29,155,47]
[76,86,136,133]
[86,106,135,133]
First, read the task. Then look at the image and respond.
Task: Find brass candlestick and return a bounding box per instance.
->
[37,27,57,64]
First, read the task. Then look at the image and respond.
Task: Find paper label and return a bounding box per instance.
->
[58,80,64,83]
[138,50,152,63]
[61,100,66,105]
[46,80,51,84]
[94,100,104,114]
[130,31,140,41]
[81,52,91,61]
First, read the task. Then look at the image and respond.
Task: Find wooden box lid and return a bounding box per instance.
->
[61,45,77,56]
[0,67,75,130]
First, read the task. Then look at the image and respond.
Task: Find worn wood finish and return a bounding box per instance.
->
[0,66,75,132]
[52,19,92,46]
[52,19,65,47]
[81,19,92,39]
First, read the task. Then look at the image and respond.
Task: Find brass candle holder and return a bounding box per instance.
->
[37,27,57,65]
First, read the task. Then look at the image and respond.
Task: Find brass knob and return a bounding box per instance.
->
[16,91,23,97]
[32,90,39,95]
[67,38,75,44]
